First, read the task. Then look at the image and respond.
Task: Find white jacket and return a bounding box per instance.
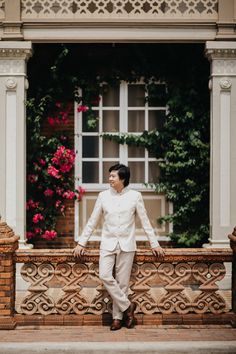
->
[78,187,160,252]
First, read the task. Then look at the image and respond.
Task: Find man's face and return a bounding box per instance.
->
[109,170,124,191]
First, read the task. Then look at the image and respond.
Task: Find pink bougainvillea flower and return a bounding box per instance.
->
[60,204,65,213]
[26,199,39,210]
[55,101,61,108]
[51,146,75,174]
[42,230,57,240]
[26,231,35,239]
[39,158,46,166]
[55,187,64,195]
[48,117,55,126]
[32,213,44,224]
[77,105,89,113]
[34,227,42,234]
[27,174,38,183]
[44,188,54,197]
[47,165,61,179]
[63,190,75,200]
[55,200,62,208]
[77,186,86,195]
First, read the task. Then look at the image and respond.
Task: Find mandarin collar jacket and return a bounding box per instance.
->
[78,187,160,252]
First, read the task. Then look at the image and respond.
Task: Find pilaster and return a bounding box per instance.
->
[205,41,236,248]
[0,41,32,248]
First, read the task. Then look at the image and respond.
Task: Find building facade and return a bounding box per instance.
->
[0,0,236,248]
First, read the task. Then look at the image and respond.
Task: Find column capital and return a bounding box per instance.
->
[205,41,236,60]
[0,41,32,61]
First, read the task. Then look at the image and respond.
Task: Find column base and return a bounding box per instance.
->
[18,239,33,249]
[203,239,230,248]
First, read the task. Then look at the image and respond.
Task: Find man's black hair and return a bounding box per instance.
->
[109,164,130,187]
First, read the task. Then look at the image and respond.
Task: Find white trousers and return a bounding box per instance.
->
[99,243,135,320]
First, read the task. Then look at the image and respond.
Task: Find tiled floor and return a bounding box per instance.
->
[0,325,236,342]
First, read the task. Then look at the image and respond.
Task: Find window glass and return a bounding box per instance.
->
[82,136,99,158]
[103,111,119,132]
[82,162,99,183]
[128,110,145,132]
[103,85,119,107]
[128,162,145,183]
[148,162,160,183]
[128,84,145,107]
[148,110,165,131]
[128,145,145,158]
[103,139,119,158]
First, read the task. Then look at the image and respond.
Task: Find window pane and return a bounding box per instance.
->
[148,110,166,131]
[103,111,119,132]
[128,110,145,132]
[128,146,145,157]
[129,162,145,183]
[82,111,99,132]
[148,162,160,183]
[103,139,119,158]
[103,85,119,107]
[82,162,99,183]
[103,161,119,183]
[147,84,167,106]
[128,85,145,107]
[82,136,99,158]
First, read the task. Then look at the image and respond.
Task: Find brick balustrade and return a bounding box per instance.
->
[0,220,236,329]
[0,220,19,329]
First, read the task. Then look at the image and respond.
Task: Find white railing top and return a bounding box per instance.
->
[20,0,219,21]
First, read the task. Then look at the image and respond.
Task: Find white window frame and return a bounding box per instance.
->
[74,81,170,241]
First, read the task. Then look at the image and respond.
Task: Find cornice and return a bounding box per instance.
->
[205,41,236,60]
[0,42,32,60]
[0,47,31,60]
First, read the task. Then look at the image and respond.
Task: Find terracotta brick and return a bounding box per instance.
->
[63,315,83,326]
[162,314,183,325]
[0,309,11,315]
[182,314,203,325]
[0,273,12,279]
[142,314,163,325]
[0,297,11,303]
[43,315,64,325]
[1,260,13,266]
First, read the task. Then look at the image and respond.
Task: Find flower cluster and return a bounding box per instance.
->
[26,100,85,242]
[47,102,72,126]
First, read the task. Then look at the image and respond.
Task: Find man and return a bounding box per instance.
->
[73,163,165,330]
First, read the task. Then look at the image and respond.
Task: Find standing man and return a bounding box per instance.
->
[73,164,164,330]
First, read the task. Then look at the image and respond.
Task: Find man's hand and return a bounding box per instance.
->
[73,244,86,258]
[152,246,165,260]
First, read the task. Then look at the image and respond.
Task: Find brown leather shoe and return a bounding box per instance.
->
[124,302,137,329]
[110,319,122,331]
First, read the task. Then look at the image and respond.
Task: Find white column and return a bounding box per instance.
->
[0,42,32,248]
[205,41,236,248]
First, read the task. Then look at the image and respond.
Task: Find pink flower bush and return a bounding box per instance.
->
[26,199,39,210]
[42,230,57,240]
[44,188,54,197]
[51,145,75,173]
[47,165,61,179]
[63,190,75,200]
[27,101,85,242]
[32,213,44,224]
[28,174,38,183]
